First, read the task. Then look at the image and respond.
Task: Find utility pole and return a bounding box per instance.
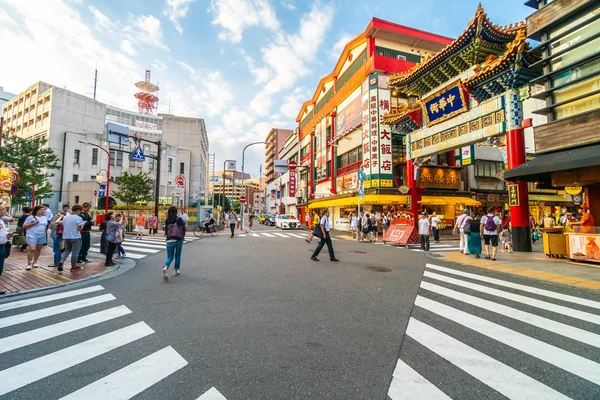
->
[93,69,98,100]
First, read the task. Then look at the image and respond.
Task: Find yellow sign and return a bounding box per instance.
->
[565,186,583,195]
[380,179,393,188]
[416,167,461,190]
[508,184,520,206]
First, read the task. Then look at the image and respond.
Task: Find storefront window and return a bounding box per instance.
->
[555,92,600,119]
[550,36,600,72]
[553,57,600,87]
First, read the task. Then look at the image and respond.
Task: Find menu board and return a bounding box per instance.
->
[568,234,600,263]
[0,164,12,207]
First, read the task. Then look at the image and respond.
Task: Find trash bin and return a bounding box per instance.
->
[96,213,105,225]
[541,227,567,258]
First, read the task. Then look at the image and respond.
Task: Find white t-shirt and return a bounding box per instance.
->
[0,219,8,244]
[481,215,502,235]
[350,216,357,228]
[24,215,48,238]
[62,213,84,240]
[320,215,330,232]
[431,216,441,228]
[418,218,430,235]
[178,213,189,223]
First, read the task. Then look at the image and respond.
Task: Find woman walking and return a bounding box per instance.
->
[104,212,122,267]
[50,212,65,268]
[115,214,127,258]
[162,206,186,281]
[148,213,158,238]
[350,213,357,239]
[22,205,48,270]
[466,213,482,258]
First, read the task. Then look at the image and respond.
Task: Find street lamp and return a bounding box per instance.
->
[222,159,235,219]
[80,141,110,213]
[241,141,271,231]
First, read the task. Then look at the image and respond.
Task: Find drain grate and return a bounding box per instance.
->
[349,250,367,254]
[365,266,392,273]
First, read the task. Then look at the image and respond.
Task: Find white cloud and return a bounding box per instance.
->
[243,52,271,85]
[332,32,353,59]
[279,87,309,119]
[151,59,168,73]
[208,0,280,43]
[163,0,195,34]
[281,0,295,10]
[175,61,234,117]
[125,14,169,51]
[88,5,117,32]
[120,39,137,56]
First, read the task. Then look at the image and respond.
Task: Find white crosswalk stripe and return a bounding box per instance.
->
[0,285,224,399]
[388,263,600,399]
[89,236,199,262]
[238,231,341,241]
[408,243,461,252]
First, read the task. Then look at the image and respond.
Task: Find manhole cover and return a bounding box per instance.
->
[349,250,367,254]
[365,266,392,273]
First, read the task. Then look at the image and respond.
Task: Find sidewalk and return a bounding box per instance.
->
[1,245,113,295]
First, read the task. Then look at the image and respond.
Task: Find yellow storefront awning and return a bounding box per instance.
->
[308,194,410,209]
[421,196,481,206]
[529,194,571,202]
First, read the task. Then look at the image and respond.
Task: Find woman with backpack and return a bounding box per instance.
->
[163,206,186,281]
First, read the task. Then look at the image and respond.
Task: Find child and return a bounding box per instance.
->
[500,225,512,253]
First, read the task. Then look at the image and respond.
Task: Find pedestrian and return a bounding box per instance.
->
[22,205,48,270]
[431,212,441,243]
[366,213,375,243]
[453,209,471,255]
[541,211,556,229]
[43,203,53,239]
[49,212,64,268]
[148,213,158,237]
[466,212,482,258]
[350,213,357,239]
[418,212,431,251]
[59,204,86,272]
[249,214,254,230]
[502,210,511,228]
[78,202,93,263]
[360,211,369,242]
[104,212,121,267]
[373,213,380,242]
[99,218,108,255]
[115,214,127,258]
[178,209,189,225]
[306,211,320,243]
[229,210,237,238]
[236,212,241,229]
[480,207,501,261]
[310,209,339,262]
[0,217,13,294]
[162,206,186,281]
[382,212,390,239]
[569,205,596,233]
[529,214,538,242]
[14,207,29,251]
[135,210,147,240]
[500,225,513,253]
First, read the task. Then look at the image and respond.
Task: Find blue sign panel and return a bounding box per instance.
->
[358,187,364,196]
[422,81,468,127]
[98,185,106,198]
[357,171,365,181]
[131,146,146,161]
[106,122,130,145]
[276,190,281,199]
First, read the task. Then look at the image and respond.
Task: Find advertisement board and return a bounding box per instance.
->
[107,122,130,145]
[336,89,362,139]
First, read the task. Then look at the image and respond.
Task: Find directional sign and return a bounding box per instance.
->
[288,160,297,170]
[11,185,17,196]
[357,171,365,181]
[358,187,364,196]
[175,175,185,185]
[98,185,106,198]
[131,146,146,161]
[210,176,219,182]
[240,196,247,203]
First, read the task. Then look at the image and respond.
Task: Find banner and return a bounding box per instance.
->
[289,171,296,198]
[336,89,362,139]
[0,164,12,207]
[378,88,393,188]
[383,225,417,245]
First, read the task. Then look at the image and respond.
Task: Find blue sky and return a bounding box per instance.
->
[0,0,535,176]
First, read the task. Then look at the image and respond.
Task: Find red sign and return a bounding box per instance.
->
[12,172,19,184]
[383,225,417,245]
[175,175,185,185]
[288,160,297,170]
[289,170,296,198]
[240,196,247,203]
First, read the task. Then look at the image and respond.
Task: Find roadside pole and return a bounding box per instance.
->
[357,169,365,243]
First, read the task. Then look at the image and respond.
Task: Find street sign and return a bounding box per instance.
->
[358,187,364,196]
[288,160,297,170]
[240,196,247,203]
[131,146,146,161]
[11,185,17,196]
[98,185,106,198]
[210,175,219,182]
[357,171,365,181]
[226,161,236,171]
[11,172,19,184]
[175,175,185,185]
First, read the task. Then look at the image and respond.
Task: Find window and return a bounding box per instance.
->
[72,174,79,182]
[475,161,504,178]
[300,144,310,157]
[337,146,362,169]
[92,148,98,165]
[74,196,80,204]
[168,158,172,172]
[74,149,80,164]
[110,150,124,167]
[180,162,185,174]
[149,157,155,170]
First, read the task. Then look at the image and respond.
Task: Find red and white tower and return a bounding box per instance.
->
[134,70,159,114]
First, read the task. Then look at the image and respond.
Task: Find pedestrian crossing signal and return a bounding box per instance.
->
[131,146,146,161]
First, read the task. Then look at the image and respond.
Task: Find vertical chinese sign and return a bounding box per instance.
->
[378,82,393,188]
[0,163,12,208]
[289,171,296,198]
[361,89,371,188]
[369,81,379,188]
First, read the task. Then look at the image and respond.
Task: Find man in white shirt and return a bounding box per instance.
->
[59,204,85,272]
[418,213,431,251]
[43,203,53,220]
[311,210,339,262]
[178,210,189,224]
[480,207,502,261]
[431,212,441,243]
[453,209,471,255]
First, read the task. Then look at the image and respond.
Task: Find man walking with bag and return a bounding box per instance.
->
[311,210,339,262]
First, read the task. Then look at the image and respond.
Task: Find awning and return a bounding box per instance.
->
[421,196,481,206]
[504,144,600,181]
[529,194,572,203]
[308,194,410,209]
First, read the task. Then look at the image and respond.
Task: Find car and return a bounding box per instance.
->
[275,214,300,229]
[266,214,276,226]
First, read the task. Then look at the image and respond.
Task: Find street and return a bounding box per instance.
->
[1,223,600,399]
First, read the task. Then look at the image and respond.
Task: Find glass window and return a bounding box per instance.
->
[550,37,600,71]
[555,92,600,119]
[168,158,172,172]
[550,6,600,39]
[75,195,79,204]
[117,151,123,167]
[74,149,80,164]
[180,162,185,174]
[72,174,79,182]
[92,148,98,165]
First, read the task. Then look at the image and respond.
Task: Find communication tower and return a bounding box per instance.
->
[134,70,159,114]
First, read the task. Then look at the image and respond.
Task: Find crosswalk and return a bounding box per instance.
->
[239,230,338,240]
[89,236,199,260]
[407,243,461,252]
[388,262,600,399]
[0,285,226,399]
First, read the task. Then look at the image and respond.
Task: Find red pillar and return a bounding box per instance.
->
[447,150,456,167]
[330,112,337,194]
[405,159,421,228]
[506,127,531,252]
[309,131,315,198]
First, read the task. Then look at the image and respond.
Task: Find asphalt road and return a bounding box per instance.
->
[1,223,600,399]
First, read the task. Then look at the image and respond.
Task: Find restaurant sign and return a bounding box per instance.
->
[422,80,469,127]
[508,184,520,206]
[416,167,461,190]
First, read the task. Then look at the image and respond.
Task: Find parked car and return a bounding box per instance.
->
[275,214,300,229]
[266,214,276,226]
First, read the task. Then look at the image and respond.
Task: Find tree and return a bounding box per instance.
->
[211,193,231,213]
[231,200,241,212]
[0,129,61,206]
[110,171,153,211]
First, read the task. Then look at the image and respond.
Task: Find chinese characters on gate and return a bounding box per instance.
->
[422,81,468,127]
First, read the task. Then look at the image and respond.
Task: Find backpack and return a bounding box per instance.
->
[463,221,471,234]
[167,221,186,240]
[484,215,497,232]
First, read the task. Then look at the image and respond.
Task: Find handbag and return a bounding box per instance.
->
[312,225,323,239]
[167,222,186,240]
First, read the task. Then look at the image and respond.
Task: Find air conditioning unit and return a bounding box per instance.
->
[396,55,407,61]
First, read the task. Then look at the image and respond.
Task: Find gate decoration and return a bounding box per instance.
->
[383,212,419,245]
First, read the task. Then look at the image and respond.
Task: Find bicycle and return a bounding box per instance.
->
[193,222,221,237]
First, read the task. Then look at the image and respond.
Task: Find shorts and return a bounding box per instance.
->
[135,225,144,233]
[26,235,46,245]
[484,235,499,247]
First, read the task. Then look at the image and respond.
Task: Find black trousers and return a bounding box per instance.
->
[106,242,117,265]
[420,234,430,250]
[79,231,91,261]
[230,223,235,236]
[312,232,336,260]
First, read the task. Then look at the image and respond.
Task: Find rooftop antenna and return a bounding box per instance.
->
[93,67,98,100]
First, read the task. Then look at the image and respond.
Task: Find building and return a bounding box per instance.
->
[1,81,209,210]
[0,86,15,110]
[264,128,293,184]
[295,17,452,230]
[274,129,300,216]
[505,0,600,231]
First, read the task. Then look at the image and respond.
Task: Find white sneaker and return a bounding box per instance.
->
[174,270,180,276]
[122,253,127,258]
[25,265,32,270]
[33,263,41,268]
[162,267,168,281]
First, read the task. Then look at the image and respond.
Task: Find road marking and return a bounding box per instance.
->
[59,346,187,400]
[274,233,289,238]
[406,318,570,400]
[100,241,165,249]
[251,233,259,237]
[0,294,116,329]
[91,244,159,254]
[88,248,146,259]
[0,305,132,354]
[387,358,450,400]
[0,285,105,312]
[411,247,461,252]
[0,322,154,396]
[239,234,247,237]
[260,233,275,238]
[287,233,305,238]
[416,295,600,384]
[421,281,600,347]
[197,387,228,400]
[424,271,600,325]
[426,263,600,310]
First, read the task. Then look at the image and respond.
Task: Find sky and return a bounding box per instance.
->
[0,0,535,177]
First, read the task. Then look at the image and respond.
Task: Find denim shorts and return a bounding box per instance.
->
[26,235,47,245]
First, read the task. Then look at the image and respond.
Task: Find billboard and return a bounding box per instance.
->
[226,161,237,171]
[107,122,130,145]
[274,160,288,173]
